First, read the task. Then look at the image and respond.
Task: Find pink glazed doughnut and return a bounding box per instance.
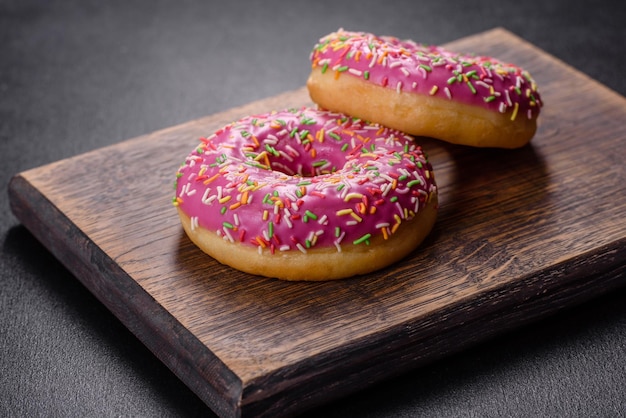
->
[307,29,543,148]
[173,108,438,281]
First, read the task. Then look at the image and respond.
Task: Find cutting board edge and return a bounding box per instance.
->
[236,238,626,416]
[7,173,245,418]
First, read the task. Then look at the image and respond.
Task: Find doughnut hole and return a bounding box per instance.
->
[263,134,353,178]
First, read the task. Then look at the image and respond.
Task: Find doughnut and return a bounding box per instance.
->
[307,29,543,148]
[173,107,438,281]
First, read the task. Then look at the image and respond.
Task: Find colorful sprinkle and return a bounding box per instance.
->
[353,233,372,245]
[174,107,438,255]
[310,29,542,120]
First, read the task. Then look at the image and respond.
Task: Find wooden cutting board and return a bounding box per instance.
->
[8,28,626,418]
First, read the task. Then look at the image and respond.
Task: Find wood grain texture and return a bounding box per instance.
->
[8,28,626,417]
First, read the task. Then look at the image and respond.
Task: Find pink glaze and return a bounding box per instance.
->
[173,108,437,254]
[310,29,542,121]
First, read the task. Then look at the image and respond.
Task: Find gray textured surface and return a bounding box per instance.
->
[2,1,625,416]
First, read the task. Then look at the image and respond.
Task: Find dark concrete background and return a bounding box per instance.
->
[2,1,625,416]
